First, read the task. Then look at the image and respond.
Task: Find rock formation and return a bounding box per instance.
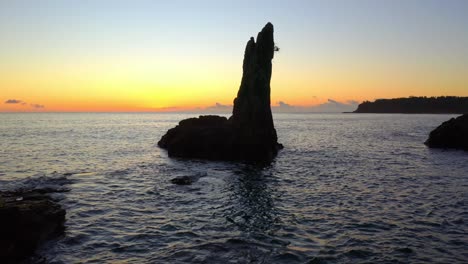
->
[0,189,66,262]
[158,23,282,162]
[425,114,468,150]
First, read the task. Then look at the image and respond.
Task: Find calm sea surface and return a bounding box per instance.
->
[0,113,467,263]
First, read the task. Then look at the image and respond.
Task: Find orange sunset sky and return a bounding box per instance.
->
[1,1,467,112]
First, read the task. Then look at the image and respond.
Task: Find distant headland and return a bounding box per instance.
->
[353,96,468,114]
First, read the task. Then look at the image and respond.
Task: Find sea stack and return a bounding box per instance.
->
[425,114,468,151]
[158,23,282,162]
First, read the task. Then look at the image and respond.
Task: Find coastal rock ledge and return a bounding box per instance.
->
[158,23,283,162]
[425,114,468,150]
[0,190,65,262]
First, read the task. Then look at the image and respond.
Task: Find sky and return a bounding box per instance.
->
[1,0,467,112]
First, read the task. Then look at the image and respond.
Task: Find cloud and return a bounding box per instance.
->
[30,104,45,109]
[5,99,22,104]
[277,101,294,108]
[311,99,359,112]
[152,106,184,112]
[346,100,360,105]
[145,99,359,113]
[204,102,232,113]
[272,99,360,113]
[4,99,45,109]
[214,102,230,108]
[201,100,358,113]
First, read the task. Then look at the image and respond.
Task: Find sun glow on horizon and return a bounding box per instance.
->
[1,1,467,112]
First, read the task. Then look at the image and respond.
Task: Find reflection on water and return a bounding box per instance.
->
[226,166,279,232]
[0,113,467,263]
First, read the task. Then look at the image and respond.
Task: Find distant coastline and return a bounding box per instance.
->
[353,96,468,114]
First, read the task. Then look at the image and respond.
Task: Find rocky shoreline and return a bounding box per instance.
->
[0,189,66,263]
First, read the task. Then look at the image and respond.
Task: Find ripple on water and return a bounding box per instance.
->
[1,113,467,263]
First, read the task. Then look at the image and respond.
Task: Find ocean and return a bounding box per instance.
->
[0,113,467,263]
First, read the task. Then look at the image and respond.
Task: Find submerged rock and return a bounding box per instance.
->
[0,189,65,263]
[170,172,207,185]
[158,23,282,162]
[170,176,195,185]
[425,114,468,150]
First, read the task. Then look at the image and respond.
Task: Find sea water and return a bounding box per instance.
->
[0,113,466,263]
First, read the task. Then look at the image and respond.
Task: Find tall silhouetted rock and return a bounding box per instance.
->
[425,114,468,151]
[230,23,279,160]
[158,23,282,162]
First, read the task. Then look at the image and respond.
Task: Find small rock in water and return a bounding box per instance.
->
[396,247,413,254]
[425,114,468,150]
[170,176,195,185]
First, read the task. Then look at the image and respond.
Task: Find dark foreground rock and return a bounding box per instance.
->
[425,114,468,150]
[0,190,65,263]
[158,23,282,162]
